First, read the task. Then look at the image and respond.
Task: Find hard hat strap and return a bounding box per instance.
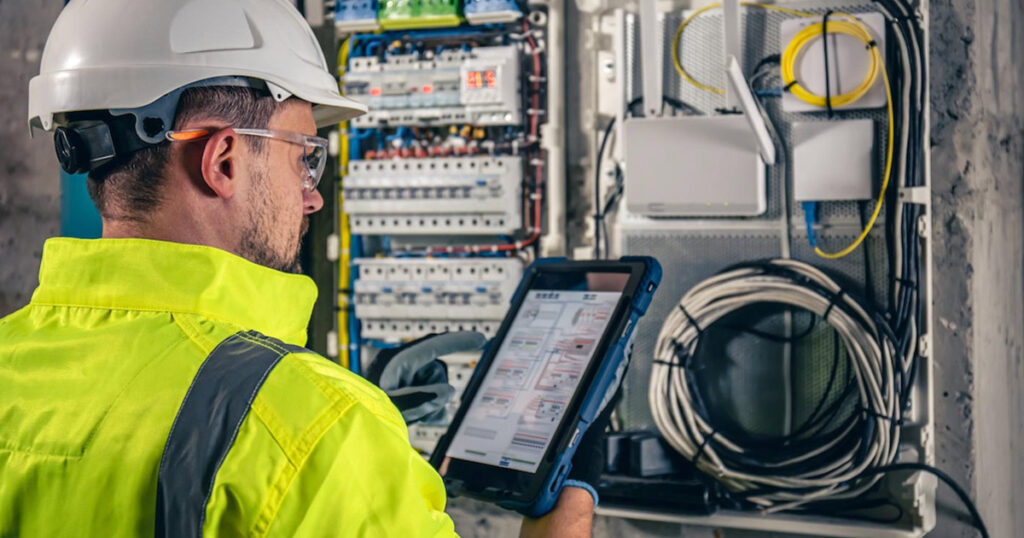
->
[56,77,269,176]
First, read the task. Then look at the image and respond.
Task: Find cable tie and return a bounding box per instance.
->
[691,428,719,465]
[823,289,845,320]
[895,277,918,290]
[671,340,693,368]
[653,358,682,368]
[859,407,905,426]
[783,80,799,92]
[677,304,704,335]
[866,40,878,49]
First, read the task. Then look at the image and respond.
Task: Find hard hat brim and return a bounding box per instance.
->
[29,66,367,132]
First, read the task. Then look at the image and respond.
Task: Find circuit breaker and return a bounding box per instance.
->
[343,156,523,235]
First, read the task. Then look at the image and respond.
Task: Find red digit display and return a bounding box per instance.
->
[466,70,497,90]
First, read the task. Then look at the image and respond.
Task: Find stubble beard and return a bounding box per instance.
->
[238,164,309,274]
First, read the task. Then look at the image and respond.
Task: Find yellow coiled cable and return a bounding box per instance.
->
[671,5,893,259]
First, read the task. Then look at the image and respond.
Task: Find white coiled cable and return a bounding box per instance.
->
[649,259,902,512]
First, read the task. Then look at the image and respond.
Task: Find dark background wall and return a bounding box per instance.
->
[1,1,1020,536]
[0,0,63,316]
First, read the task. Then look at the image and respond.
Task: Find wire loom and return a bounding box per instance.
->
[649,259,903,513]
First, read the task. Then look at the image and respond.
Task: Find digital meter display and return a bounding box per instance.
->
[466,69,498,89]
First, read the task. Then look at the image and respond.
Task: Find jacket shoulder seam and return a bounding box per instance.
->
[249,374,356,537]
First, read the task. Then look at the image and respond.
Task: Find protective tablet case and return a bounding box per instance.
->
[442,256,662,517]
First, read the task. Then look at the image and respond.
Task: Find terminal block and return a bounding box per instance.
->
[343,156,522,235]
[464,0,522,25]
[378,0,461,30]
[345,46,521,127]
[334,0,380,32]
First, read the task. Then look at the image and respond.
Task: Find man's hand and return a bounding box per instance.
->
[518,487,595,538]
[366,332,487,424]
[518,387,621,538]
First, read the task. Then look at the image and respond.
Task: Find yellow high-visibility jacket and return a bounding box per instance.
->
[0,238,456,537]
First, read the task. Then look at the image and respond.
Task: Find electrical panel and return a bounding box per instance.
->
[344,46,522,127]
[343,156,523,235]
[321,0,944,535]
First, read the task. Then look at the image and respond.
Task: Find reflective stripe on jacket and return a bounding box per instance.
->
[0,238,456,537]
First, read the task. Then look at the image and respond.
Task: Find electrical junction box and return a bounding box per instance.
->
[793,119,875,201]
[343,156,523,235]
[623,116,766,217]
[345,46,521,127]
[780,12,887,113]
[377,0,461,30]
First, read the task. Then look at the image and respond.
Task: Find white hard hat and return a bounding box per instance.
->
[28,0,366,134]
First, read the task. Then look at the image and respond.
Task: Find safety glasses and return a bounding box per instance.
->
[166,128,328,192]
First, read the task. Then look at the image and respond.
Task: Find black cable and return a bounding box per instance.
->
[860,200,876,308]
[752,53,781,76]
[592,96,697,258]
[822,10,834,117]
[662,96,703,116]
[863,463,989,538]
[593,115,616,259]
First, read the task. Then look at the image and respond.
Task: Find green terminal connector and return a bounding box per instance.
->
[378,0,462,30]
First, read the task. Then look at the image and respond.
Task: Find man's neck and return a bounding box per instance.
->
[101,209,236,255]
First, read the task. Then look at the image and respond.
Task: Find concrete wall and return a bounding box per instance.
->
[0,0,62,317]
[929,1,1024,536]
[0,0,1020,537]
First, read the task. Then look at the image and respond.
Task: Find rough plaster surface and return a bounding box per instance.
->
[0,0,62,317]
[929,1,1024,536]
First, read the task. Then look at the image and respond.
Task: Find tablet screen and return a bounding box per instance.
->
[445,271,628,473]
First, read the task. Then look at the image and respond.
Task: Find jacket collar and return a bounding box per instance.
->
[31,238,317,346]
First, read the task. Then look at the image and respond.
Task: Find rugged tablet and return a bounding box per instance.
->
[430,257,661,516]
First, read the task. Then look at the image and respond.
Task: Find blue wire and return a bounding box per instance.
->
[754,88,784,98]
[366,338,403,349]
[802,201,819,248]
[348,235,364,375]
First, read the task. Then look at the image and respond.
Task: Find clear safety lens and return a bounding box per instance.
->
[302,141,327,191]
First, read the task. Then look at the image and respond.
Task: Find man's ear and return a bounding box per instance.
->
[200,128,240,199]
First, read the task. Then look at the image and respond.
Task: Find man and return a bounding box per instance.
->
[0,0,601,536]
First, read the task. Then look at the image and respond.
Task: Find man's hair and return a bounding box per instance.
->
[87,86,282,220]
